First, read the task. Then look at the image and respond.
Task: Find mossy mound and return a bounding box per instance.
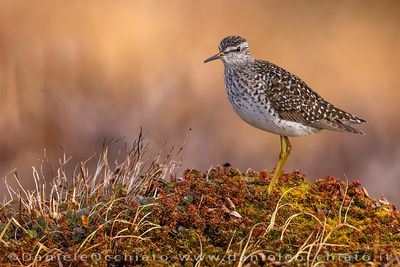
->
[147,167,400,266]
[1,165,399,266]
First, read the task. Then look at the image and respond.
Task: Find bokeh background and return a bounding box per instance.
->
[1,1,399,204]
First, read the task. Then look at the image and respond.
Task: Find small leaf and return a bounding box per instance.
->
[225,197,236,209]
[177,205,185,212]
[182,195,194,204]
[81,215,89,229]
[26,229,38,238]
[58,202,68,209]
[65,210,74,218]
[229,211,242,218]
[37,216,47,229]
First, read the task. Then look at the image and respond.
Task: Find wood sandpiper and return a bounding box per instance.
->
[204,35,366,194]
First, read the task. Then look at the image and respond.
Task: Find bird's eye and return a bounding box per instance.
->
[236,47,241,52]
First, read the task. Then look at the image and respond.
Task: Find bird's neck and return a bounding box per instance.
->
[223,58,255,70]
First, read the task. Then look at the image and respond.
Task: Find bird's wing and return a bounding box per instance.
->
[264,62,365,132]
[266,65,326,123]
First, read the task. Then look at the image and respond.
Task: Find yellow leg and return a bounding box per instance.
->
[268,136,292,194]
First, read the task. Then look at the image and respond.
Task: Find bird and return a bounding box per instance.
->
[204,35,365,194]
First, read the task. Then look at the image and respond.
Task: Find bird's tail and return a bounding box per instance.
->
[312,118,366,134]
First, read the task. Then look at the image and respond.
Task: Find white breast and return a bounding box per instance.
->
[229,96,320,137]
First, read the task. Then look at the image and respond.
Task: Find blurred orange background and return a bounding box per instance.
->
[1,1,399,204]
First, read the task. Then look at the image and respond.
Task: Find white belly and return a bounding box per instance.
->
[230,98,320,137]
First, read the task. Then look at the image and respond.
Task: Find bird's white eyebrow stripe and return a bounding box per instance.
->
[224,42,248,53]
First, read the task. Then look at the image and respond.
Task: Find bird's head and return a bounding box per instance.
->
[204,35,253,66]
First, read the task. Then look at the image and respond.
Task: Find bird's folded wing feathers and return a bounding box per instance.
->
[265,66,365,133]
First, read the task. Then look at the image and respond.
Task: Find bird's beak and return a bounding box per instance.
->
[204,52,224,63]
